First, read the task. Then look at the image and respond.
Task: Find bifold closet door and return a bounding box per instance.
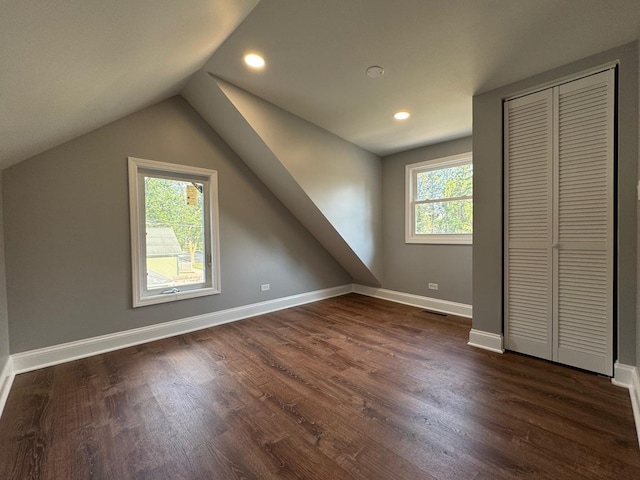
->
[505,69,614,376]
[504,89,554,360]
[553,70,614,376]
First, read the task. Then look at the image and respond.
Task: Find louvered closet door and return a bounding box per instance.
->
[553,69,614,376]
[504,89,554,359]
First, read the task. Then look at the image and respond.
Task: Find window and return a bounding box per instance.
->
[128,157,220,307]
[406,152,472,244]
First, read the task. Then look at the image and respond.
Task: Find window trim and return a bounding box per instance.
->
[405,152,473,245]
[128,157,221,308]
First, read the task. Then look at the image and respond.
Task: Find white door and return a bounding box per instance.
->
[504,89,554,360]
[505,69,614,376]
[553,70,614,375]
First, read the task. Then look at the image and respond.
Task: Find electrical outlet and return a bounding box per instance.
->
[428,283,438,290]
[260,284,270,292]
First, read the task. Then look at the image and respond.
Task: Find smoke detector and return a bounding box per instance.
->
[366,65,384,78]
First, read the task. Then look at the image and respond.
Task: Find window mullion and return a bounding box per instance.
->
[414,195,473,205]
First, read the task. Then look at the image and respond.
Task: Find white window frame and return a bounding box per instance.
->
[128,157,221,307]
[405,152,473,245]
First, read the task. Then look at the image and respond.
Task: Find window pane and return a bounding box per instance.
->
[416,163,473,201]
[144,177,205,290]
[415,199,473,235]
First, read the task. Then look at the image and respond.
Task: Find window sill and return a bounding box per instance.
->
[133,287,220,308]
[406,235,472,245]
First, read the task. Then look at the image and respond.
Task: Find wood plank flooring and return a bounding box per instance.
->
[0,293,638,479]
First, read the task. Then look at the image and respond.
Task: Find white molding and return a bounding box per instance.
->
[12,284,352,374]
[128,157,221,308]
[352,284,472,318]
[612,362,640,447]
[0,356,15,420]
[405,152,473,245]
[467,329,505,354]
[612,362,636,388]
[504,62,618,101]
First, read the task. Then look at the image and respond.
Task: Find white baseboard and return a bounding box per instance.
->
[467,329,504,354]
[352,286,496,356]
[612,362,636,388]
[9,285,471,375]
[0,356,15,420]
[11,284,352,374]
[5,283,471,419]
[352,284,472,318]
[613,362,640,447]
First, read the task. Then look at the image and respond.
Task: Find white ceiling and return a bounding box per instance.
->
[0,0,259,169]
[202,0,640,156]
[2,1,640,169]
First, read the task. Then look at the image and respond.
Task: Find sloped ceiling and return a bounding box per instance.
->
[0,0,259,170]
[202,0,640,156]
[3,1,640,168]
[183,73,383,285]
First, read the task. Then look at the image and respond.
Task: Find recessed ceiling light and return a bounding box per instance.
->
[394,111,410,120]
[244,53,265,69]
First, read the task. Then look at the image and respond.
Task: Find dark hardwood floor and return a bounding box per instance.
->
[0,293,638,479]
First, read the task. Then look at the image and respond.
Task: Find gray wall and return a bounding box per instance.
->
[473,42,638,365]
[0,172,10,372]
[183,73,383,285]
[382,137,472,305]
[218,78,384,281]
[3,96,351,353]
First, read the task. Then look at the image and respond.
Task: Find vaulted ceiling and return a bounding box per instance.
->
[2,0,640,169]
[0,0,259,169]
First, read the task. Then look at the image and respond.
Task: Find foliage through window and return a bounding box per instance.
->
[128,157,220,307]
[406,153,473,244]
